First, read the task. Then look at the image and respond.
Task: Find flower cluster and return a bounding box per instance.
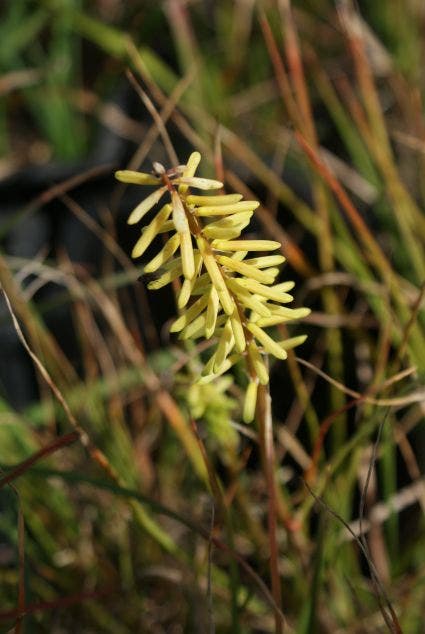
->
[116,152,310,422]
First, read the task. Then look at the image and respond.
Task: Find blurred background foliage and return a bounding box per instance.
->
[0,0,424,632]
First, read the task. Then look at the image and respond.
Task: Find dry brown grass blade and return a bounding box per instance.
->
[296,357,420,407]
[0,432,79,491]
[126,69,179,166]
[219,125,318,231]
[266,0,336,294]
[35,163,114,209]
[295,131,392,278]
[259,10,300,127]
[111,61,195,217]
[126,39,208,154]
[278,0,316,143]
[395,281,425,364]
[0,255,76,383]
[73,88,147,141]
[61,194,132,269]
[1,285,183,553]
[60,193,158,348]
[338,3,425,271]
[1,287,119,481]
[0,68,40,96]
[82,276,206,479]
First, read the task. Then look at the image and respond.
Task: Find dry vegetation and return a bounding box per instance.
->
[0,1,424,632]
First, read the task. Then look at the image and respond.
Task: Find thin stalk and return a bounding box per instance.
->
[257,382,284,634]
[191,419,241,633]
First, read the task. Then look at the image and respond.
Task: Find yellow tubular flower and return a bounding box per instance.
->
[116,152,310,423]
[217,255,276,284]
[187,193,242,206]
[230,308,246,353]
[247,341,269,386]
[243,380,258,424]
[178,254,203,309]
[127,186,167,225]
[131,204,172,258]
[214,320,235,372]
[212,239,281,252]
[195,201,259,217]
[205,287,220,339]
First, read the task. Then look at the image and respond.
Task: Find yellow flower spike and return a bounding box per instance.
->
[243,380,258,423]
[205,287,220,339]
[187,193,243,206]
[178,151,201,195]
[212,239,281,252]
[131,204,172,258]
[115,170,161,185]
[128,186,168,225]
[247,322,288,360]
[247,341,269,386]
[116,152,311,426]
[144,233,181,273]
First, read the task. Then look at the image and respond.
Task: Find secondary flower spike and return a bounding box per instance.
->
[115,152,310,422]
